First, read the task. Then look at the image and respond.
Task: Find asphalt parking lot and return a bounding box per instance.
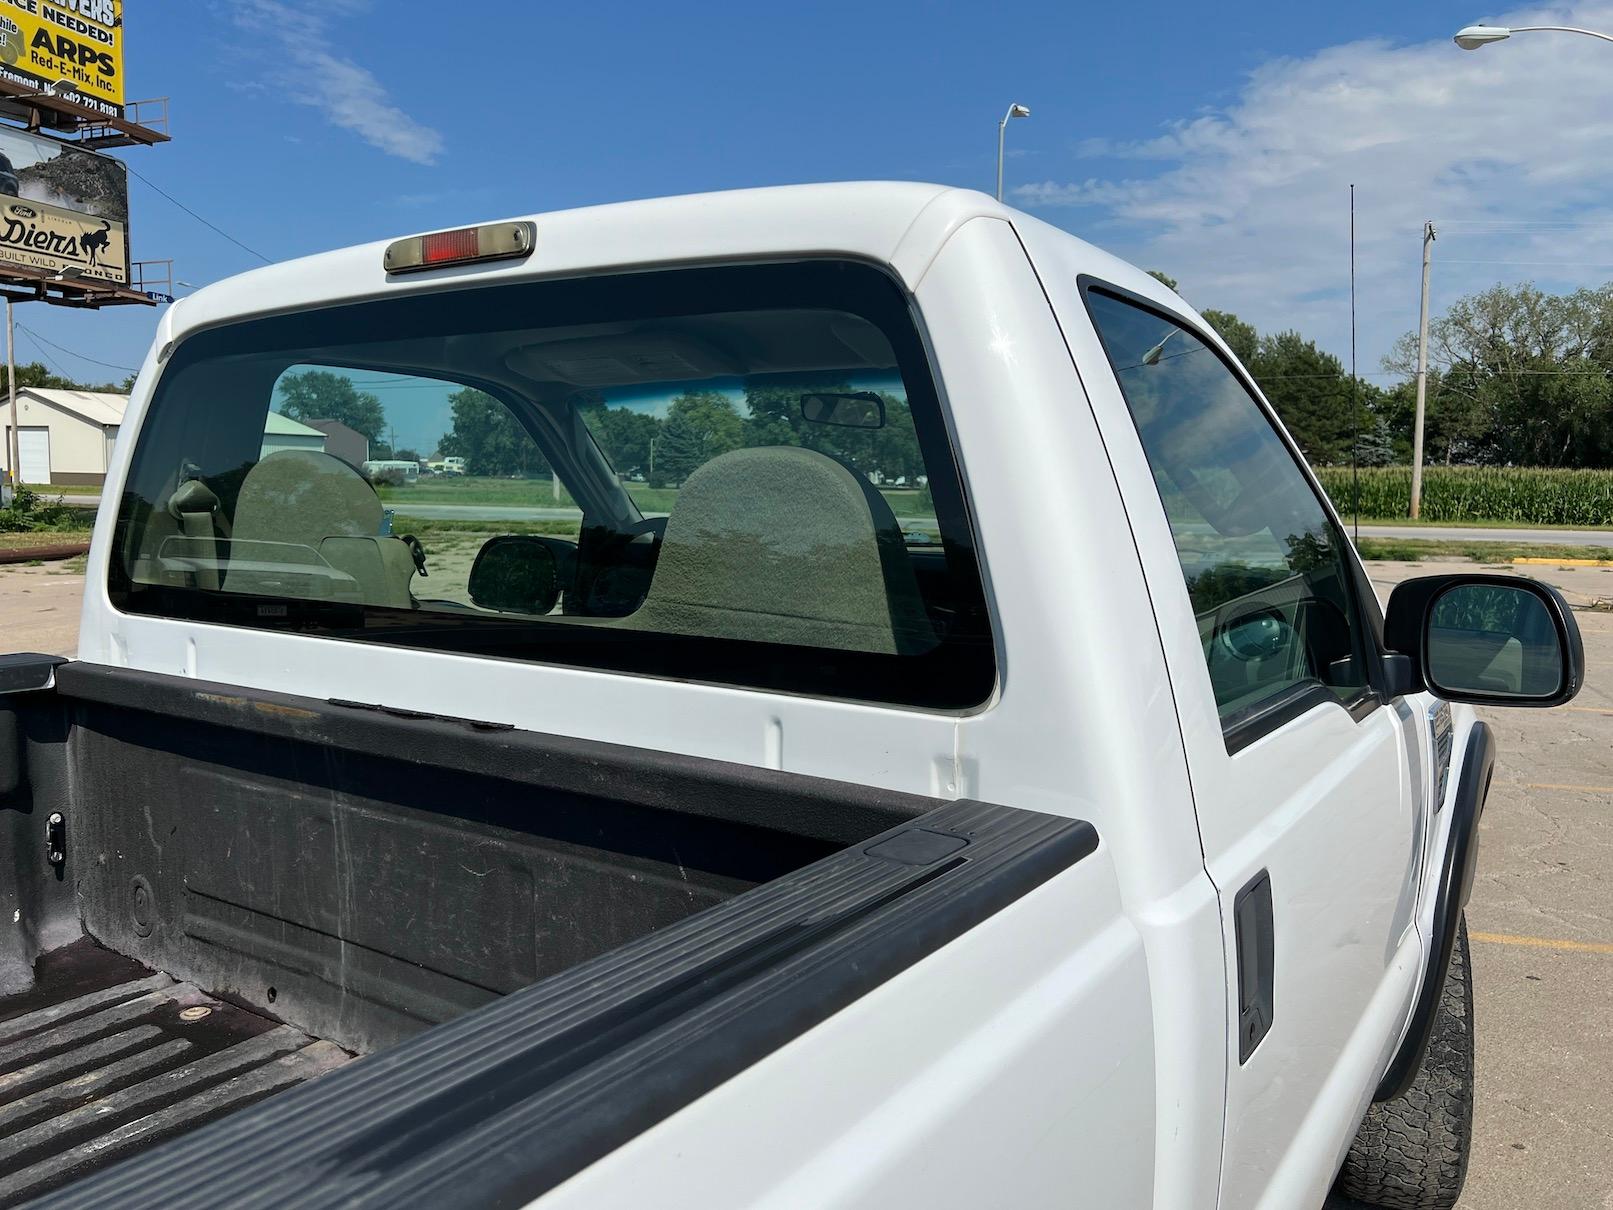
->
[3,555,1609,1207]
[1353,561,1613,1210]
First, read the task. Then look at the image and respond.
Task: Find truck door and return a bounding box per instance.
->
[1071,285,1420,1210]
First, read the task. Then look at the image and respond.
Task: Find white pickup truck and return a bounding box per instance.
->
[0,183,1585,1209]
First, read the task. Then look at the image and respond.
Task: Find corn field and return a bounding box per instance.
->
[1313,466,1613,526]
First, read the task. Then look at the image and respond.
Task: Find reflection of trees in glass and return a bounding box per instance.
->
[1282,528,1334,574]
[1183,562,1287,615]
[1431,586,1523,634]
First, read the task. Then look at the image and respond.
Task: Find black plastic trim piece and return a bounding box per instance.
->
[1221,680,1376,756]
[52,663,936,848]
[1234,869,1275,1063]
[1374,721,1495,1102]
[0,653,65,696]
[35,798,1097,1209]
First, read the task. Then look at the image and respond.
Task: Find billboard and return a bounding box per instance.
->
[0,124,126,283]
[0,1,123,117]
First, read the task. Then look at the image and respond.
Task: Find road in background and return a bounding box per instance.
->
[44,493,1613,548]
[2,556,1609,1206]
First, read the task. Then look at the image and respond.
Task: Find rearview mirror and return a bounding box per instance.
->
[468,536,559,616]
[1383,574,1583,706]
[800,391,886,429]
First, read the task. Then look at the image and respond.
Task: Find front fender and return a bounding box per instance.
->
[1373,718,1494,1101]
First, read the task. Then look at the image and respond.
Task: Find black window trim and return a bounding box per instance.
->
[1075,274,1386,753]
[107,258,998,714]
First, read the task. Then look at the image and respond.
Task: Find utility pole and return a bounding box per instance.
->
[1410,220,1435,519]
[5,298,16,494]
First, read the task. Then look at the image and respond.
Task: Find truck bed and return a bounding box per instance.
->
[0,940,347,1205]
[0,658,1095,1205]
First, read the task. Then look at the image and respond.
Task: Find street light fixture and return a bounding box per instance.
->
[1420,17,1613,518]
[1454,23,1613,49]
[996,102,1031,202]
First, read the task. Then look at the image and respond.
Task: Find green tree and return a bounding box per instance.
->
[438,388,550,477]
[651,391,744,484]
[1201,309,1258,367]
[580,404,660,476]
[1146,269,1180,292]
[1384,281,1613,467]
[276,370,387,444]
[1249,331,1356,464]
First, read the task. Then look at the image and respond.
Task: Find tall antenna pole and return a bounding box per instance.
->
[1350,184,1359,543]
[1411,221,1436,519]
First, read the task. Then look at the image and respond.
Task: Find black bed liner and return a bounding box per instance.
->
[34,797,1096,1210]
[0,941,348,1207]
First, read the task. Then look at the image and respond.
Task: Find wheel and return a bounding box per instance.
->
[1336,915,1474,1209]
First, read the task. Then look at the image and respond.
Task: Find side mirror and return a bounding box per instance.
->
[800,391,886,429]
[1384,573,1584,706]
[468,536,560,616]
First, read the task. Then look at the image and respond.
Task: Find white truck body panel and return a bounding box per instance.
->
[63,181,1520,1208]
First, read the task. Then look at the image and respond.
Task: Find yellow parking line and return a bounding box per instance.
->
[1563,705,1613,716]
[1523,783,1613,794]
[1471,931,1613,955]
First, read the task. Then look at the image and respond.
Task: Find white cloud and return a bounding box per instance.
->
[232,0,444,166]
[1013,4,1613,375]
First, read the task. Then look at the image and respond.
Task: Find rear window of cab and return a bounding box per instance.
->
[110,261,995,709]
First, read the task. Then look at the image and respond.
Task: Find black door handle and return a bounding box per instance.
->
[1235,869,1275,1063]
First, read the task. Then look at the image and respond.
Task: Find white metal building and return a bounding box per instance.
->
[260,412,329,459]
[0,389,127,487]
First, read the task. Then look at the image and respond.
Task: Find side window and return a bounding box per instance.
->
[1085,288,1376,740]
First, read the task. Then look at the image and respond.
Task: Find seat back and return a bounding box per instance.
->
[626,446,933,655]
[225,449,415,608]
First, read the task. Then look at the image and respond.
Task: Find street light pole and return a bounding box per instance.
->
[1411,221,1435,520]
[1455,23,1613,48]
[996,103,1030,201]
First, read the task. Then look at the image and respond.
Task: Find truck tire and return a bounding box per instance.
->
[1336,915,1474,1209]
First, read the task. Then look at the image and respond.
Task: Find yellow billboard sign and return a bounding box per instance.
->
[0,1,123,117]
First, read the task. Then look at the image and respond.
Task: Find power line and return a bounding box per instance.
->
[14,324,136,374]
[124,164,272,266]
[15,328,74,380]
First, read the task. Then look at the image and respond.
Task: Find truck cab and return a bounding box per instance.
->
[0,184,1582,1208]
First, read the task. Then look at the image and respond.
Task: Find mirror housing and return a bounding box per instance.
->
[468,536,560,616]
[1383,573,1584,707]
[800,391,886,429]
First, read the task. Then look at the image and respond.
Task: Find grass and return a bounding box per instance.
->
[1352,536,1613,564]
[1343,516,1606,532]
[390,515,579,538]
[21,483,102,496]
[378,476,932,517]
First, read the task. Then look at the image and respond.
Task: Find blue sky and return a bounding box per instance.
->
[19,1,1613,417]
